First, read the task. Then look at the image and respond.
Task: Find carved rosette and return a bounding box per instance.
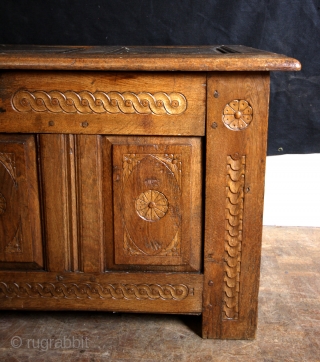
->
[0,193,6,215]
[12,90,187,115]
[223,100,253,130]
[136,190,169,222]
[0,282,189,301]
[222,154,245,320]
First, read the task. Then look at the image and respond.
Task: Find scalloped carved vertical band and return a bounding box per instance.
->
[223,154,245,320]
[12,90,187,115]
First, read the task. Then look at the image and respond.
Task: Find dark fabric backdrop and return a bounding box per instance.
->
[0,0,319,155]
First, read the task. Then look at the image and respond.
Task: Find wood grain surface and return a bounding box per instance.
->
[0,71,206,135]
[104,136,202,272]
[112,138,202,271]
[202,72,270,339]
[0,134,43,270]
[0,45,301,71]
[0,271,203,314]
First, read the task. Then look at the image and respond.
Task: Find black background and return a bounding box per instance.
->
[0,0,319,155]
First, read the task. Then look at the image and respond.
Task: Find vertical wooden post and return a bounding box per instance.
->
[39,134,77,272]
[76,135,105,273]
[202,72,270,339]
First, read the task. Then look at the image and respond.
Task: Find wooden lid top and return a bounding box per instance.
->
[0,45,301,71]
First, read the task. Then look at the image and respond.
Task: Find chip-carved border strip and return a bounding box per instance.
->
[0,282,190,301]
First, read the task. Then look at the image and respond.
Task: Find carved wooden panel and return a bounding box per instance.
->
[75,135,104,273]
[0,281,189,301]
[203,72,270,339]
[0,71,206,135]
[12,90,187,115]
[39,134,78,272]
[0,135,43,269]
[113,139,201,270]
[0,271,203,314]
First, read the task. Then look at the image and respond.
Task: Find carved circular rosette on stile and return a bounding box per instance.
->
[135,190,169,222]
[0,193,6,215]
[222,99,253,131]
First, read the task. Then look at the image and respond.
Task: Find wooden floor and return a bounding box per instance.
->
[1,226,319,361]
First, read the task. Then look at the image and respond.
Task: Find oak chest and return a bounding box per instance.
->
[0,45,300,339]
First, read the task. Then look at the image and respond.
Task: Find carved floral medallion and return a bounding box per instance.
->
[135,190,169,222]
[222,99,253,131]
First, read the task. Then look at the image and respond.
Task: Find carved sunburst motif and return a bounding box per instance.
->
[135,190,169,222]
[222,100,253,131]
[0,193,6,215]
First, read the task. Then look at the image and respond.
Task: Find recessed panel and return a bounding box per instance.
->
[113,140,200,270]
[0,134,43,269]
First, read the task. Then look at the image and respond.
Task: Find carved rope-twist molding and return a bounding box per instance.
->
[222,154,245,320]
[12,90,187,115]
[0,282,189,301]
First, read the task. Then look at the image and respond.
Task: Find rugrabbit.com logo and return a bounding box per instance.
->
[10,335,89,351]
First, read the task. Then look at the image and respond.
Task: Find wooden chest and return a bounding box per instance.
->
[0,45,300,339]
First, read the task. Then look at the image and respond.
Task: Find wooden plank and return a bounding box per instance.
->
[0,271,203,314]
[39,134,75,272]
[0,134,43,269]
[0,71,206,136]
[76,135,104,272]
[0,45,301,71]
[202,72,270,339]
